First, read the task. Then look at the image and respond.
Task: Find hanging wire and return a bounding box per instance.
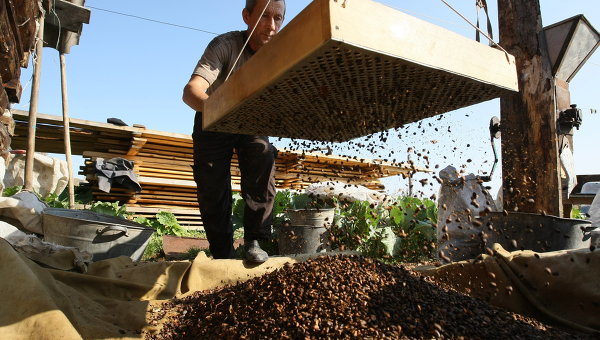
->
[225,0,272,82]
[439,0,510,56]
[50,1,62,50]
[87,6,219,36]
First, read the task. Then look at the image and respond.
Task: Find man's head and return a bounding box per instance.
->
[243,0,286,52]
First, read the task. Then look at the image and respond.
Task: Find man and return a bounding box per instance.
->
[182,0,286,263]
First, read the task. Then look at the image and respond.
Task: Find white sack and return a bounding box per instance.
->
[590,192,600,229]
[437,166,498,261]
[5,230,92,272]
[3,153,68,197]
[0,191,47,234]
[560,146,577,198]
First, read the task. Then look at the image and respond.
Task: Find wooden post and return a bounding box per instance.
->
[60,53,75,208]
[24,14,44,191]
[498,0,562,216]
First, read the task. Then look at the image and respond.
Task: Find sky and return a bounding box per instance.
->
[14,0,600,198]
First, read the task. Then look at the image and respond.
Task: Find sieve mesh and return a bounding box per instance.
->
[207,41,509,142]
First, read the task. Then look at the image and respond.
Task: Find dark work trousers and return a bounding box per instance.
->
[192,112,276,259]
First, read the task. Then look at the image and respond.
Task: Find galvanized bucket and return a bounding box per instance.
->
[287,208,335,228]
[42,208,155,262]
[483,212,596,252]
[278,209,335,255]
[276,224,330,255]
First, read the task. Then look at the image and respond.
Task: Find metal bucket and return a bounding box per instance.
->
[42,208,155,262]
[287,208,335,228]
[276,225,330,255]
[592,230,600,248]
[483,212,596,252]
[278,209,335,255]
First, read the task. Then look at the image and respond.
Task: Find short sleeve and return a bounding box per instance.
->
[192,36,228,86]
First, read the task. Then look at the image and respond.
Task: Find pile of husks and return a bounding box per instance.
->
[147,255,581,339]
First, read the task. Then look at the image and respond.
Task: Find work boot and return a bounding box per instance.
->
[245,240,268,264]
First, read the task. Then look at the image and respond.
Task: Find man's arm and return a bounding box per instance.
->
[183,75,210,112]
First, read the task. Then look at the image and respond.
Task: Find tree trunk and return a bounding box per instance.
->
[498,0,561,215]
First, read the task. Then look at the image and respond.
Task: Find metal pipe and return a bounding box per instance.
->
[60,53,75,208]
[24,14,45,191]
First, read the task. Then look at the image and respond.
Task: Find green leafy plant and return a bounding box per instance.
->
[3,185,22,197]
[571,208,587,220]
[232,192,245,230]
[142,234,163,261]
[328,196,438,262]
[89,201,131,218]
[41,192,70,208]
[330,201,385,256]
[135,211,184,237]
[273,190,293,226]
[384,197,437,261]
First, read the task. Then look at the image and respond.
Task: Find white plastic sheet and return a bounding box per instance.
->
[3,153,68,197]
[437,166,498,261]
[305,181,389,204]
[560,146,577,197]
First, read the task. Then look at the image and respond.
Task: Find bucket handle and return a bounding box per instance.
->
[97,225,129,237]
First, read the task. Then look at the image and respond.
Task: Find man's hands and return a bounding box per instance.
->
[183,75,210,112]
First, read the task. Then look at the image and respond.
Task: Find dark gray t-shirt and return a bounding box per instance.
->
[193,31,254,95]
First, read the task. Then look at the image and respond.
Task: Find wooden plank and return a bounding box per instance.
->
[12,109,143,134]
[569,175,600,195]
[44,0,90,33]
[563,194,595,205]
[499,0,562,215]
[203,0,518,142]
[203,0,329,136]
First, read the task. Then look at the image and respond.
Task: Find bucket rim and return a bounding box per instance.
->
[42,208,154,231]
[275,224,328,229]
[286,208,336,213]
[485,211,593,225]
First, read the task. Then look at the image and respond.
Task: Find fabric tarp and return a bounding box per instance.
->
[416,244,600,334]
[0,238,319,339]
[0,238,598,339]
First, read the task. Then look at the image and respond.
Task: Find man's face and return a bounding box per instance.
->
[243,0,285,51]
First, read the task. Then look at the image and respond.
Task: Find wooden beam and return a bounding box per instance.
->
[126,136,147,156]
[24,13,44,191]
[498,0,562,215]
[44,0,90,33]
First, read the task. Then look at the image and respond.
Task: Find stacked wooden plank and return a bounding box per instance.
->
[11,110,425,228]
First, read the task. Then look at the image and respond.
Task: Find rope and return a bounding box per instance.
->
[225,0,272,82]
[439,0,510,57]
[88,6,219,36]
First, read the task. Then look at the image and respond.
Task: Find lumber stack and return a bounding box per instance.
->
[10,110,424,228]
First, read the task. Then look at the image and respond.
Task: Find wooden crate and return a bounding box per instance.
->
[204,0,518,142]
